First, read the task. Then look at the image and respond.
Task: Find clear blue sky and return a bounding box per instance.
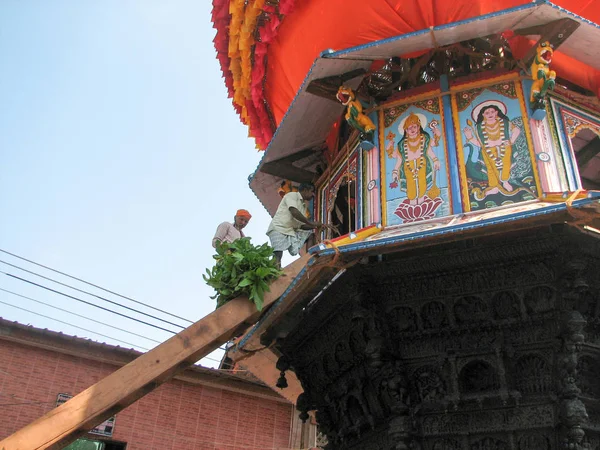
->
[0,0,293,367]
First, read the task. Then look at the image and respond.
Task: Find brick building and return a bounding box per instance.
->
[0,318,311,449]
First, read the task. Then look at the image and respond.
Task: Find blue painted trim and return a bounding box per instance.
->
[323,29,430,59]
[440,75,463,214]
[309,195,600,257]
[544,2,600,29]
[357,145,363,229]
[548,99,579,189]
[323,3,539,59]
[549,100,597,189]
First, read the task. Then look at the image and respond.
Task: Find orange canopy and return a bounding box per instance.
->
[266,0,600,125]
[212,0,600,149]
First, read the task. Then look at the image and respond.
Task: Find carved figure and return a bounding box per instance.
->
[381,362,410,413]
[530,41,556,105]
[336,85,376,135]
[413,366,446,403]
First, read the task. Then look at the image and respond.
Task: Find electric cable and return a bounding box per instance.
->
[1,270,178,334]
[0,248,193,323]
[0,287,162,345]
[0,401,57,407]
[0,259,186,330]
[0,277,227,352]
[0,254,228,351]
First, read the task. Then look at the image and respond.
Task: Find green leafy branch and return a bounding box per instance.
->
[203,238,284,311]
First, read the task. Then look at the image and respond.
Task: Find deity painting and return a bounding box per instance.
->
[381,100,450,225]
[454,81,538,211]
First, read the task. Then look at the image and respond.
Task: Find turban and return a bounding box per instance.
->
[236,209,252,219]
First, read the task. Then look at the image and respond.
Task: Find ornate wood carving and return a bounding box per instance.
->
[274,227,600,449]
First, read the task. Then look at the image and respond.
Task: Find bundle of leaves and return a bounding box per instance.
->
[203,238,283,311]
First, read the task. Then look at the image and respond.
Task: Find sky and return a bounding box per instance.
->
[0,0,295,368]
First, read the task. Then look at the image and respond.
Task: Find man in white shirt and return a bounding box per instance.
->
[212,209,252,248]
[267,183,325,268]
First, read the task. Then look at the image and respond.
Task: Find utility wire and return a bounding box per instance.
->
[0,259,186,330]
[0,299,150,351]
[0,294,223,366]
[0,248,193,324]
[0,271,177,335]
[0,281,227,353]
[0,287,162,345]
[0,251,228,351]
[0,401,57,407]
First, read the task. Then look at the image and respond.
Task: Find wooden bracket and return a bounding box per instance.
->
[260,147,322,183]
[516,18,580,68]
[576,136,600,168]
[306,68,367,101]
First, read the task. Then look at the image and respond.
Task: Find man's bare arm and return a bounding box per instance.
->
[289,207,320,229]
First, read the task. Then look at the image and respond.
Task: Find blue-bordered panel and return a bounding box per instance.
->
[379,91,452,226]
[549,97,600,190]
[518,79,572,194]
[452,74,540,212]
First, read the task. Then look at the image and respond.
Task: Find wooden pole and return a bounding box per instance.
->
[0,255,312,450]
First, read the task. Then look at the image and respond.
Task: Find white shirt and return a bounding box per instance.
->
[212,222,244,248]
[267,192,308,236]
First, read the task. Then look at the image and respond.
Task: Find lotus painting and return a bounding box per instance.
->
[381,96,451,225]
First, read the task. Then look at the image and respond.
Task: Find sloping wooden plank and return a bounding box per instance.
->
[0,255,313,450]
[236,348,304,405]
[226,261,352,406]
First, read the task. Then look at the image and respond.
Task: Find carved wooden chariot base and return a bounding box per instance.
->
[269,225,600,450]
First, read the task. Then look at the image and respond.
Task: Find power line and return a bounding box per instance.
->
[0,248,193,324]
[0,401,56,407]
[0,259,186,330]
[0,281,228,354]
[0,287,162,345]
[0,295,223,366]
[0,299,150,351]
[0,250,228,352]
[1,271,179,335]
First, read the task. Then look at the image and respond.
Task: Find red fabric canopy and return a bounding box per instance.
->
[264,0,600,126]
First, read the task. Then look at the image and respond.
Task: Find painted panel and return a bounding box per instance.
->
[549,97,600,190]
[518,79,570,193]
[380,94,452,226]
[364,110,381,226]
[452,77,539,211]
[317,149,359,238]
[363,144,381,226]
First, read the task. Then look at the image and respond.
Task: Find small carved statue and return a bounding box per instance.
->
[336,86,376,137]
[530,41,556,108]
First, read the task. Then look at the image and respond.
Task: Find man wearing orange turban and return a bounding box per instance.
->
[212,209,252,248]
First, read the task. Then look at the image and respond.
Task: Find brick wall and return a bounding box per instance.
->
[0,339,294,450]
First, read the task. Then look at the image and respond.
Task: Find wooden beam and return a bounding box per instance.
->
[275,147,319,164]
[0,255,313,450]
[576,136,600,167]
[236,348,304,405]
[516,18,580,67]
[260,147,325,184]
[261,160,316,183]
[305,68,367,101]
